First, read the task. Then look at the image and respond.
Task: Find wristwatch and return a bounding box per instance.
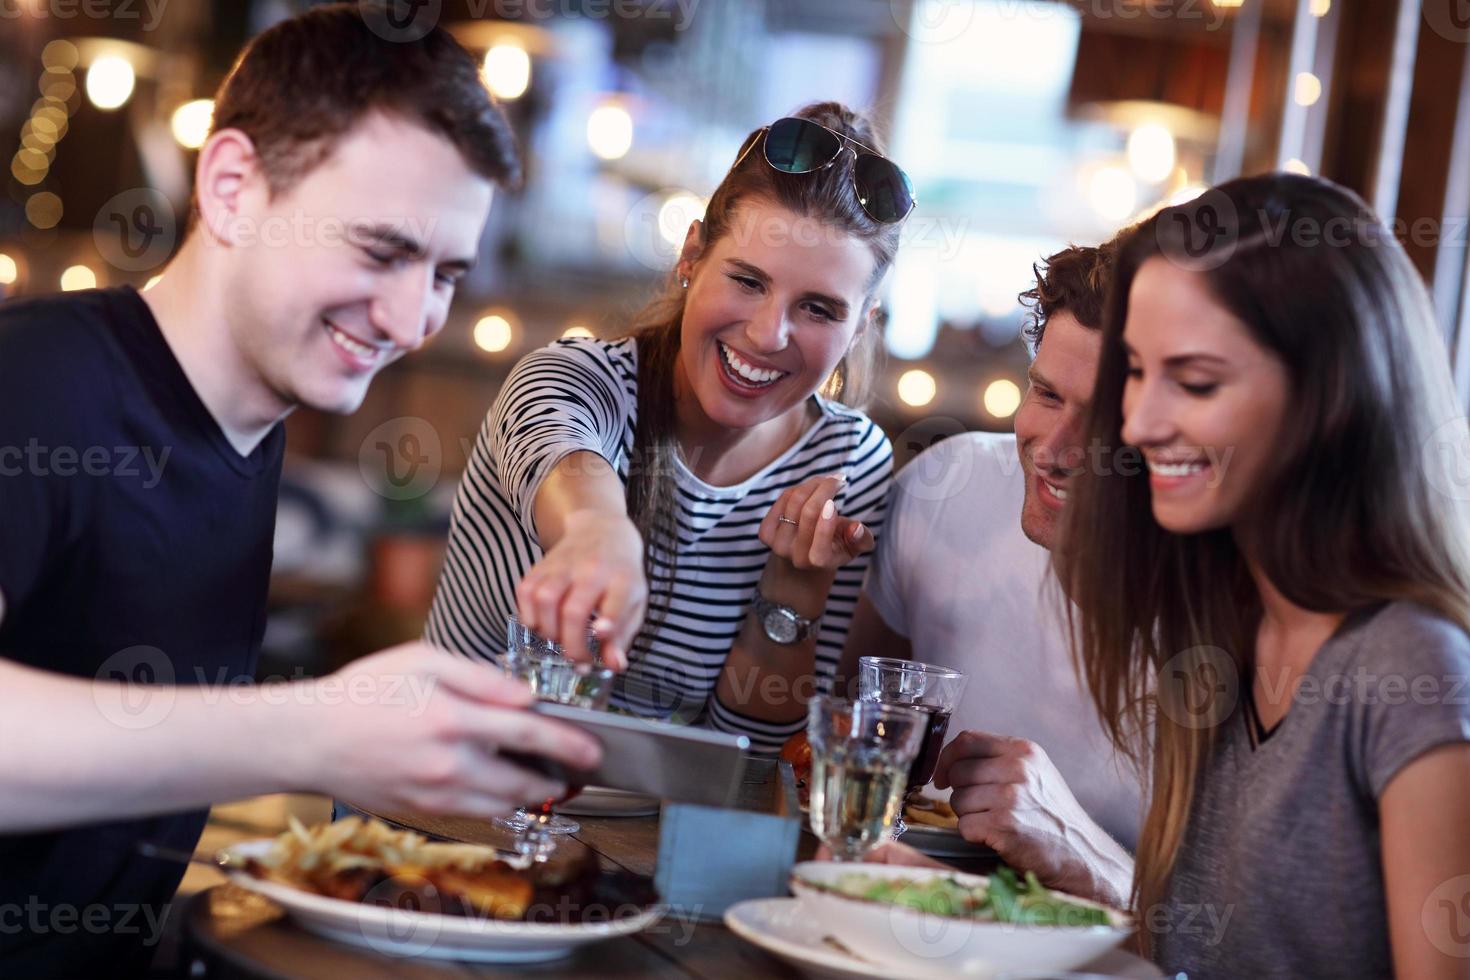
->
[753,586,821,644]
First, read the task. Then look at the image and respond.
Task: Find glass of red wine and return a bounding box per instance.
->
[495,617,615,863]
[855,656,967,838]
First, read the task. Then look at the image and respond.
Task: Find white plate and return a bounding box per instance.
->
[223,840,664,963]
[789,862,1134,979]
[726,897,1161,980]
[556,785,661,818]
[899,821,997,859]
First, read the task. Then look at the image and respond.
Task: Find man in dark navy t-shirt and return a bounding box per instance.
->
[0,9,600,977]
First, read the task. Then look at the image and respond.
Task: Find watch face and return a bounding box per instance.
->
[763,607,800,644]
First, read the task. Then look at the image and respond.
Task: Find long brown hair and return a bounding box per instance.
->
[1053,174,1470,947]
[624,102,902,649]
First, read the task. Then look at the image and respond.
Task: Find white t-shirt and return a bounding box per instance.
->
[865,431,1141,847]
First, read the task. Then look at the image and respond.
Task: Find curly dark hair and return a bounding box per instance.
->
[1018,236,1122,353]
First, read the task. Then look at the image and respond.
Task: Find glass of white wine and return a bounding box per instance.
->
[807,694,926,863]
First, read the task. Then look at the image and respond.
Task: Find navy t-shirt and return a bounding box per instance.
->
[0,287,284,976]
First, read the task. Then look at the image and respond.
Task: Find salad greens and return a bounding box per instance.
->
[829,864,1112,927]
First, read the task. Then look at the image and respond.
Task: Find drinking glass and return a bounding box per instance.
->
[495,617,615,862]
[806,694,926,862]
[856,656,967,836]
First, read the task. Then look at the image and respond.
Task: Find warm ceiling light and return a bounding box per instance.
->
[171,99,214,150]
[1126,123,1176,184]
[897,369,937,408]
[562,324,594,339]
[0,253,18,286]
[983,379,1022,418]
[25,192,63,229]
[1088,165,1138,223]
[482,43,531,101]
[1294,72,1322,107]
[587,103,634,161]
[61,265,97,291]
[86,56,136,111]
[473,314,515,353]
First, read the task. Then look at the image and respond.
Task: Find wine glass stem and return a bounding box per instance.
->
[891,790,915,839]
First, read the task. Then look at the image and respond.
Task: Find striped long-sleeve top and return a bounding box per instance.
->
[425,337,893,753]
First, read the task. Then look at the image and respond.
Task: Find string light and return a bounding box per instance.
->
[86,56,135,111]
[482,42,531,101]
[60,265,97,291]
[897,369,937,408]
[983,379,1022,418]
[0,254,18,286]
[587,102,634,161]
[1294,72,1322,107]
[473,314,515,353]
[25,191,63,229]
[1088,165,1138,223]
[1126,123,1176,184]
[11,60,77,196]
[171,99,214,150]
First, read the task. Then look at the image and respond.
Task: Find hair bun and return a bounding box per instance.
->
[792,101,885,155]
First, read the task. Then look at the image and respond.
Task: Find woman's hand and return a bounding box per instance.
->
[758,474,875,591]
[515,509,646,669]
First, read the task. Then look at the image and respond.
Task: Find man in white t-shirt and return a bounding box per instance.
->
[841,241,1138,908]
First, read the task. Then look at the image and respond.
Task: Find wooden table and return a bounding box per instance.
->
[181,806,816,979]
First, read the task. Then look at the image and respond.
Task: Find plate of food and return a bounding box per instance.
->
[787,861,1132,979]
[725,897,1160,980]
[223,816,663,962]
[898,795,997,858]
[555,785,661,818]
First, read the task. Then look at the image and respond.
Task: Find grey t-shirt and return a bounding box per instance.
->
[1156,601,1470,979]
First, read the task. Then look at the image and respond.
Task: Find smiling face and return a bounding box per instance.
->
[1120,257,1290,534]
[675,197,877,436]
[224,111,494,415]
[1015,311,1104,549]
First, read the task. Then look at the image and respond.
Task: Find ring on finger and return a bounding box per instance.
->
[777,516,800,528]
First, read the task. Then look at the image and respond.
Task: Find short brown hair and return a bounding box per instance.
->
[1018,236,1121,353]
[209,4,521,196]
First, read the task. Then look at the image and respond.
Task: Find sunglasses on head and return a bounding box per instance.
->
[732,116,916,224]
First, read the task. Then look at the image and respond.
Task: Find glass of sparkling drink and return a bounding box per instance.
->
[806,694,926,863]
[495,618,615,862]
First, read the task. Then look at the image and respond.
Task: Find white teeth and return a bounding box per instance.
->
[719,342,786,387]
[325,321,380,361]
[1149,460,1207,478]
[1044,482,1068,501]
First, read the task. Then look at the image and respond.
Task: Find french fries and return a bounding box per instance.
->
[904,796,959,829]
[238,816,535,918]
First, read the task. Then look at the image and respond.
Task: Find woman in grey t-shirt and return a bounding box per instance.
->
[1054,173,1470,978]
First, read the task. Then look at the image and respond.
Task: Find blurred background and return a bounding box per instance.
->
[3,0,1470,679]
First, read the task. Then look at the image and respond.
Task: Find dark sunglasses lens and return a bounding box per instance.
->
[853,153,914,223]
[764,117,842,173]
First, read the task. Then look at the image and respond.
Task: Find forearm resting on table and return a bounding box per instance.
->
[531,451,627,547]
[0,657,312,833]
